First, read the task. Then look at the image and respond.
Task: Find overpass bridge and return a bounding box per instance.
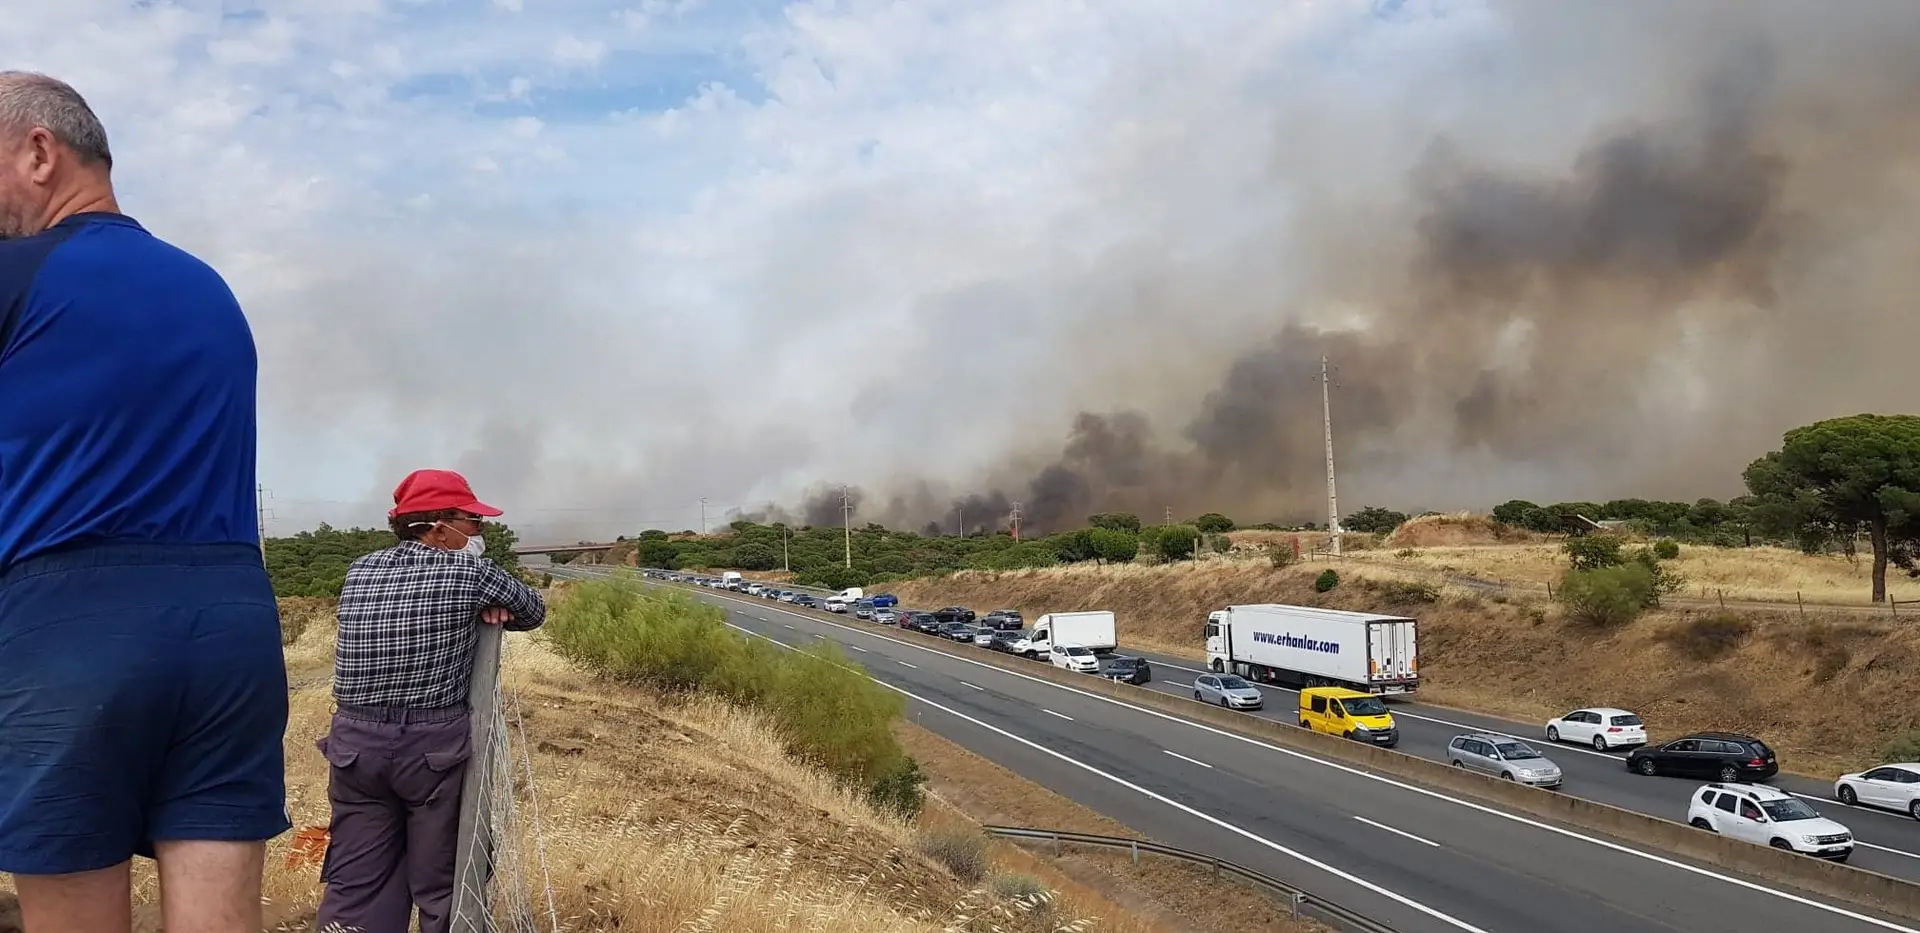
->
[512,541,619,556]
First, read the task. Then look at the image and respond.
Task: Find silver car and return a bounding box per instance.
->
[1193,673,1264,710]
[1448,733,1564,788]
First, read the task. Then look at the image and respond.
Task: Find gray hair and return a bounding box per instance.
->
[0,72,111,168]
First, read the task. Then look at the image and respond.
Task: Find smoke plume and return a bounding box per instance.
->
[774,1,1920,536]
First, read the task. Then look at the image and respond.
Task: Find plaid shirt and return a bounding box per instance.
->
[333,540,546,709]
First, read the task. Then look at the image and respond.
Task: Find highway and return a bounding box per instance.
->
[550,565,1919,933]
[1105,645,1920,880]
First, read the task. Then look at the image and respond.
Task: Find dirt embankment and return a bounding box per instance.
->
[890,562,1920,778]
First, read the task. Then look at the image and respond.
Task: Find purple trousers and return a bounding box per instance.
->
[315,705,471,933]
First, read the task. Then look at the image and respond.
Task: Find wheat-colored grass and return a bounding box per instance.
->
[891,560,1920,777]
[3,609,1173,932]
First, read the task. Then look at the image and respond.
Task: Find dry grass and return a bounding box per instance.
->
[0,600,1204,932]
[898,723,1329,933]
[1338,540,1919,607]
[890,561,1920,778]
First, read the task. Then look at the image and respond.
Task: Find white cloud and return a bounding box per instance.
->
[551,34,609,68]
[4,0,1914,541]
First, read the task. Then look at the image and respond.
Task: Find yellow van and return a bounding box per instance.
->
[1298,687,1399,747]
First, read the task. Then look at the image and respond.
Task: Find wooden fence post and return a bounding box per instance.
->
[451,623,504,933]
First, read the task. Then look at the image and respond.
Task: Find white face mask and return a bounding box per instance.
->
[460,530,488,558]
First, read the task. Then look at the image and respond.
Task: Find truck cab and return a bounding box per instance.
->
[1299,687,1399,747]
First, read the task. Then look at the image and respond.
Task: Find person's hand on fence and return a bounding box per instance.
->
[480,606,513,625]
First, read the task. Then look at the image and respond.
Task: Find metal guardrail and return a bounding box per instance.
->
[983,825,1399,933]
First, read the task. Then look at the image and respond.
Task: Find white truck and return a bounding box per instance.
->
[721,571,744,590]
[823,586,865,612]
[1204,604,1418,695]
[1015,610,1117,660]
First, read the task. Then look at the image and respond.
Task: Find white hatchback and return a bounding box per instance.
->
[1833,762,1920,821]
[1050,642,1100,673]
[1687,783,1852,862]
[1546,707,1647,751]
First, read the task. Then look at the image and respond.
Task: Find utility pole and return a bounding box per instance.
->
[783,526,791,573]
[956,505,964,538]
[1165,506,1174,526]
[1322,354,1343,557]
[255,484,272,563]
[1010,501,1023,541]
[841,486,853,568]
[699,497,708,535]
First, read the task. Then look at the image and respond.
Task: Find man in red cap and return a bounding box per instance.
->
[316,469,546,933]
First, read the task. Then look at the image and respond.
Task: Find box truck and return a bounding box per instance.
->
[1015,610,1117,659]
[1204,604,1417,695]
[721,571,744,590]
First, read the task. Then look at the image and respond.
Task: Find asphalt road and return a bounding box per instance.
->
[552,567,1919,933]
[1103,644,1920,880]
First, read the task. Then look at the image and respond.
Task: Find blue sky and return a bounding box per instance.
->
[15,0,1904,541]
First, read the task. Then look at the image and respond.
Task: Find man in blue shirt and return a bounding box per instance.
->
[0,72,287,933]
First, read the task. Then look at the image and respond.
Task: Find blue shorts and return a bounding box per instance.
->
[0,542,292,874]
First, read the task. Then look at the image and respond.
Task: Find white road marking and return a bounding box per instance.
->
[689,590,1920,932]
[1042,709,1074,722]
[1163,750,1214,769]
[898,660,918,669]
[848,645,869,653]
[960,681,983,691]
[782,623,794,630]
[1355,816,1440,848]
[716,617,1491,933]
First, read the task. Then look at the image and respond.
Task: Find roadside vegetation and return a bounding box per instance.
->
[541,578,927,816]
[265,520,525,597]
[1,593,1215,932]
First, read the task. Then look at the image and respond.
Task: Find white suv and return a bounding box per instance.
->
[1686,783,1853,862]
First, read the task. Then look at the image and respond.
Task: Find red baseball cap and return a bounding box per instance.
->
[388,469,504,518]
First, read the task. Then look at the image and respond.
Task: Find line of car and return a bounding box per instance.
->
[652,569,1920,865]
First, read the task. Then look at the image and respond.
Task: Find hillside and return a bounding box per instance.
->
[888,559,1920,778]
[0,597,1320,933]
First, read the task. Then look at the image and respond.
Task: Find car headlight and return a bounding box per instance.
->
[1801,834,1823,845]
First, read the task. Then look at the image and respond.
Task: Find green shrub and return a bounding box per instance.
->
[989,873,1050,900]
[1630,548,1687,605]
[544,579,916,810]
[1375,579,1440,604]
[1658,613,1752,661]
[1652,539,1681,560]
[1557,564,1654,627]
[1882,732,1920,765]
[1562,534,1626,571]
[1314,569,1340,593]
[1266,542,1297,569]
[867,756,927,818]
[918,828,990,883]
[1395,547,1417,559]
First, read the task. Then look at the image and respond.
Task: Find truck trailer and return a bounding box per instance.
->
[1204,604,1417,695]
[1016,610,1118,659]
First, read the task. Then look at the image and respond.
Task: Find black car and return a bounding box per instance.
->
[1098,655,1152,684]
[937,621,973,640]
[902,612,941,634]
[1626,731,1779,783]
[792,595,819,609]
[931,606,977,625]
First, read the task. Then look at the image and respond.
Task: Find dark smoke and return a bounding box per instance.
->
[808,4,1920,536]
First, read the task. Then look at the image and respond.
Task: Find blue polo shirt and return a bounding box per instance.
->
[0,212,259,572]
